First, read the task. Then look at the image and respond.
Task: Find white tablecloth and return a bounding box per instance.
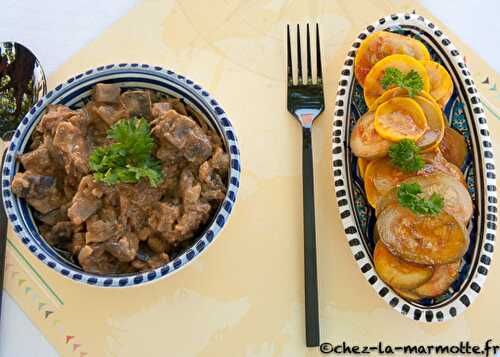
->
[0,0,499,355]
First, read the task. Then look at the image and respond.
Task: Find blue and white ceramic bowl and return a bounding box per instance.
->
[332,13,497,322]
[1,64,241,287]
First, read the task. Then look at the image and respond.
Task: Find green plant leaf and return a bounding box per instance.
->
[89,117,164,187]
[397,182,444,215]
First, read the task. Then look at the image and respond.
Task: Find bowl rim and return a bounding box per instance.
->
[1,63,241,288]
[331,13,497,322]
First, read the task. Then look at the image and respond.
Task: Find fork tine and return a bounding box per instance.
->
[296,24,302,83]
[287,25,292,83]
[316,23,322,81]
[306,24,312,83]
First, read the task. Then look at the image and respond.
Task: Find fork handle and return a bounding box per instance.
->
[302,126,320,347]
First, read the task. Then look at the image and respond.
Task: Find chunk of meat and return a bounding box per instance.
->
[78,245,121,274]
[151,102,173,118]
[148,202,180,234]
[135,245,170,270]
[117,180,162,230]
[120,90,152,119]
[146,253,170,269]
[85,218,121,243]
[167,98,188,116]
[84,102,112,144]
[137,226,152,241]
[198,161,226,201]
[37,105,76,135]
[18,144,55,176]
[171,202,211,242]
[45,221,73,247]
[96,205,118,220]
[131,258,148,270]
[93,83,121,103]
[53,121,89,175]
[207,129,223,148]
[11,171,66,214]
[105,233,139,262]
[34,207,67,226]
[71,233,85,255]
[28,130,44,150]
[43,135,66,171]
[179,169,199,204]
[166,168,212,242]
[156,143,184,164]
[68,110,91,134]
[68,198,101,226]
[119,194,147,229]
[95,104,127,126]
[210,146,230,172]
[120,180,162,208]
[152,110,212,163]
[183,181,202,206]
[67,176,102,225]
[147,234,167,253]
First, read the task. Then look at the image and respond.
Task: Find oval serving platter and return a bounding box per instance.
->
[332,13,497,322]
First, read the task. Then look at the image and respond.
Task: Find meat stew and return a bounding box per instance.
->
[11,83,230,275]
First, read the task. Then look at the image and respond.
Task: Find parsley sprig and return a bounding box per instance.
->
[89,117,164,187]
[380,67,423,97]
[397,183,444,215]
[388,139,424,173]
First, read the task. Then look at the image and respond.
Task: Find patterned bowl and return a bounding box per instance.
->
[1,64,241,287]
[332,13,497,322]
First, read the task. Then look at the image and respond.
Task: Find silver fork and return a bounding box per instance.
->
[286,23,324,347]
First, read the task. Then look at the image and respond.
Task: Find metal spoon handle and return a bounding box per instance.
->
[0,42,47,327]
[0,149,8,324]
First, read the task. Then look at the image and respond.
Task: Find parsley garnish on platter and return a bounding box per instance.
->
[388,139,424,173]
[397,182,444,215]
[89,117,164,187]
[381,67,423,97]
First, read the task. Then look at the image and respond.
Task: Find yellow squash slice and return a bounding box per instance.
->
[363,54,430,107]
[358,158,370,179]
[413,95,445,151]
[374,240,434,290]
[364,158,411,208]
[437,91,453,108]
[374,97,428,141]
[355,32,430,86]
[368,87,435,111]
[393,287,421,301]
[421,60,453,103]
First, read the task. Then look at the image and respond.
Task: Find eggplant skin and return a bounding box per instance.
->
[415,261,461,298]
[350,112,391,160]
[376,206,469,265]
[376,174,473,225]
[439,127,468,168]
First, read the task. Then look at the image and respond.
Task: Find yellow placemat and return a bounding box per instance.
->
[4,1,500,356]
